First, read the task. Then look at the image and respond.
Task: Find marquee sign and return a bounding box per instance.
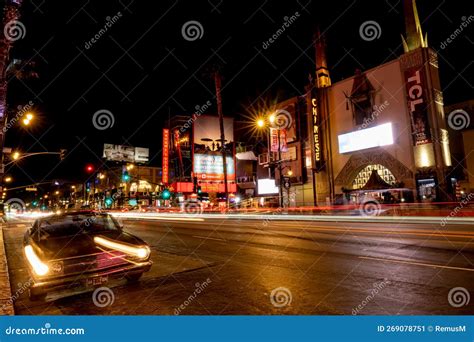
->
[311,90,324,171]
[162,129,170,184]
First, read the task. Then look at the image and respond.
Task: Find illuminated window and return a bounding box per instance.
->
[352,164,396,189]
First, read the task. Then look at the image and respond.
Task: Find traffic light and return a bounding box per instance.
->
[122,171,130,182]
[85,164,94,173]
[197,186,202,194]
[162,189,171,200]
[32,200,38,207]
[59,149,67,161]
[104,197,113,207]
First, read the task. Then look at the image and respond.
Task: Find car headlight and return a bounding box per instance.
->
[24,245,49,276]
[94,236,150,260]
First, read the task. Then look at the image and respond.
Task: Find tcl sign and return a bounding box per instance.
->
[405,68,431,145]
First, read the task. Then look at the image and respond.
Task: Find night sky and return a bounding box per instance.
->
[4,0,472,193]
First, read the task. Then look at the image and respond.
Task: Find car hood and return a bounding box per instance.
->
[27,230,146,261]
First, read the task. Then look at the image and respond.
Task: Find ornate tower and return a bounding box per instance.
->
[401,0,428,52]
[314,29,331,88]
[399,0,453,200]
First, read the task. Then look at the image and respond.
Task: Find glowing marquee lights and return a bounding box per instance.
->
[162,129,170,184]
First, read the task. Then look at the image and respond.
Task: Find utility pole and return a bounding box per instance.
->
[0,0,23,179]
[277,128,283,208]
[214,70,228,206]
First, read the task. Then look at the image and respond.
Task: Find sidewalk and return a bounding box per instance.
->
[0,220,14,315]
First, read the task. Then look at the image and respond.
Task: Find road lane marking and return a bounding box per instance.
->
[192,235,226,242]
[359,256,474,272]
[111,213,204,222]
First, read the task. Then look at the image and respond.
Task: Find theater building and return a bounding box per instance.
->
[274,0,455,206]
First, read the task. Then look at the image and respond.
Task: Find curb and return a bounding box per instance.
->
[0,222,15,315]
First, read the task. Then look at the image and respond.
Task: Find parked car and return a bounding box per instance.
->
[23,211,152,300]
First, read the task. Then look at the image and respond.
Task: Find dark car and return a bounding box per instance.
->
[23,211,152,300]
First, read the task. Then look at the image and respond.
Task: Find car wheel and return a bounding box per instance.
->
[29,289,47,301]
[125,272,143,282]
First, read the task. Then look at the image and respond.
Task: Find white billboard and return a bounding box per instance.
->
[257,179,279,195]
[134,147,150,163]
[103,144,149,163]
[338,123,394,154]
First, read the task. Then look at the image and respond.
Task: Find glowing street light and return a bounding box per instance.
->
[269,114,276,124]
[256,119,265,128]
[12,151,20,160]
[22,113,34,126]
[4,177,12,183]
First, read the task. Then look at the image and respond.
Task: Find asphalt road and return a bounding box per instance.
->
[3,214,474,315]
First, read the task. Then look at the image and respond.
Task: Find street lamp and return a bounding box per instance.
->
[22,112,34,126]
[12,151,20,160]
[4,176,12,183]
[255,112,285,207]
[269,114,276,124]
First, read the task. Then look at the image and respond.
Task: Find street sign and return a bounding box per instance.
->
[26,187,37,191]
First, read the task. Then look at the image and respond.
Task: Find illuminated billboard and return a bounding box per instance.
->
[103,144,149,163]
[193,154,235,181]
[193,115,235,184]
[257,179,279,195]
[338,123,394,154]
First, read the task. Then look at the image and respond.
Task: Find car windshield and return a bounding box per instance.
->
[34,213,119,237]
